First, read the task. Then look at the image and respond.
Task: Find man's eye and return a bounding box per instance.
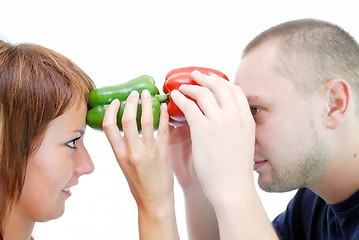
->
[66,136,81,149]
[250,107,262,116]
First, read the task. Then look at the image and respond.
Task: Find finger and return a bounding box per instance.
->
[231,84,253,117]
[178,84,219,118]
[170,90,205,126]
[191,70,234,108]
[157,103,169,146]
[122,90,140,144]
[190,70,224,87]
[102,99,125,158]
[168,119,188,127]
[140,90,155,142]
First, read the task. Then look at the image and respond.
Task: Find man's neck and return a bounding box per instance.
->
[311,151,359,204]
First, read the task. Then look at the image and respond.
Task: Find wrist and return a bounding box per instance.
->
[137,195,179,240]
[137,193,175,219]
[212,187,278,240]
[207,173,257,212]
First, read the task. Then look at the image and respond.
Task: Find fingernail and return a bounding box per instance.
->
[178,85,189,91]
[170,90,179,97]
[161,102,167,111]
[191,70,201,75]
[141,89,150,98]
[111,99,120,104]
[129,90,139,97]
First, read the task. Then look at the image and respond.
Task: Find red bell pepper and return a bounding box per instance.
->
[163,66,229,126]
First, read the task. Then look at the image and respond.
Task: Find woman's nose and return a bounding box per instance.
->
[74,146,95,176]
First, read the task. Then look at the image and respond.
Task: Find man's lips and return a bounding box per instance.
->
[254,159,268,171]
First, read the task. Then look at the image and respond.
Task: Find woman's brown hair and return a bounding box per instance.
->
[0,40,95,238]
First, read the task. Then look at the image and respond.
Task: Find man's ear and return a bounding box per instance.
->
[323,79,351,129]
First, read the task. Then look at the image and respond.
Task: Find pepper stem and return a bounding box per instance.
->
[156,94,169,103]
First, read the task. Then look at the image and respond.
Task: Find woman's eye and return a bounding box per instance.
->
[66,136,81,149]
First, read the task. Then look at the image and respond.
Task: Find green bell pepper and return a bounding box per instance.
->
[89,75,161,106]
[87,75,168,131]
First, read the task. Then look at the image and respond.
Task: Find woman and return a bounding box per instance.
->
[0,40,95,239]
[0,40,178,239]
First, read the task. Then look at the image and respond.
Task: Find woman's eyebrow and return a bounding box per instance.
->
[76,129,86,136]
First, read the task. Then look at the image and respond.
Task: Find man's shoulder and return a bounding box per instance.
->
[272,188,323,225]
[293,188,318,200]
[273,188,359,239]
[288,188,324,211]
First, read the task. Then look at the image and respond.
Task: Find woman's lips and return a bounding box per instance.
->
[62,187,72,197]
[62,182,77,197]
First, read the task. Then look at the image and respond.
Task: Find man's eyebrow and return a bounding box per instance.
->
[247,96,263,104]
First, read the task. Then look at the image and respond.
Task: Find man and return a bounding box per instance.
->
[170,18,359,239]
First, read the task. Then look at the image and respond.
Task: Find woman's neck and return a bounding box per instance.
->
[4,204,34,240]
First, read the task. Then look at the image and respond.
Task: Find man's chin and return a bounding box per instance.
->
[258,177,296,193]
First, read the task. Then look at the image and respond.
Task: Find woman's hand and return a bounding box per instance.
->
[102,90,179,240]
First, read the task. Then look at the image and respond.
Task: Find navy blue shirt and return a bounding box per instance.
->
[272,188,359,240]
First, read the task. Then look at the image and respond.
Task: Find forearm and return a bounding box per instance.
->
[183,185,220,240]
[213,182,278,240]
[138,196,179,240]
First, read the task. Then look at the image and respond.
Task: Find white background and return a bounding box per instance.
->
[1,0,358,239]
